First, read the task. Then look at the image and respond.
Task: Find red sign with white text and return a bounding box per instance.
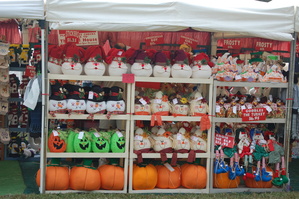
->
[214,133,235,148]
[254,41,273,51]
[25,65,36,78]
[296,42,299,53]
[122,74,135,83]
[242,108,267,121]
[145,35,164,46]
[179,36,198,49]
[222,39,242,49]
[58,30,99,46]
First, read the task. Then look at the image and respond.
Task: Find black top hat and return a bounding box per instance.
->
[88,85,104,102]
[108,86,124,101]
[66,84,85,100]
[50,83,67,100]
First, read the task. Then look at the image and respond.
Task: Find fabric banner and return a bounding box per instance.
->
[179,35,198,48]
[254,41,273,51]
[242,108,267,121]
[58,30,99,46]
[145,35,164,46]
[222,39,242,49]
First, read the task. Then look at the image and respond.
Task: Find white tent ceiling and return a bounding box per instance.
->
[46,0,295,41]
[0,0,44,19]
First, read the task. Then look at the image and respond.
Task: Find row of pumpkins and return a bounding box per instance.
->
[48,129,125,153]
[36,159,207,190]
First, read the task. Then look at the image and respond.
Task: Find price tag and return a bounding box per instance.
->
[117,51,123,56]
[235,75,241,80]
[164,162,175,172]
[52,130,59,136]
[78,131,84,139]
[247,104,252,109]
[116,131,123,137]
[122,73,135,83]
[233,106,237,114]
[257,97,260,102]
[88,91,94,99]
[216,105,220,113]
[267,171,273,176]
[134,135,143,141]
[93,132,100,137]
[172,98,178,105]
[265,105,272,112]
[269,95,273,101]
[244,139,250,146]
[196,96,203,101]
[154,99,162,104]
[176,133,182,140]
[241,105,246,110]
[139,98,147,105]
[191,136,199,141]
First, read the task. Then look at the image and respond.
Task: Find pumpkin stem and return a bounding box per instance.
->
[83,159,93,167]
[194,158,201,165]
[109,158,119,165]
[50,158,61,166]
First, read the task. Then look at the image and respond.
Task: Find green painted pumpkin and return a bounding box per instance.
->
[66,129,76,152]
[90,130,110,153]
[110,131,125,153]
[73,131,92,153]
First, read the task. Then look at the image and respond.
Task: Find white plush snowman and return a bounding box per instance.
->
[153,51,171,77]
[134,128,152,151]
[172,127,191,151]
[191,52,212,79]
[48,45,63,74]
[65,84,86,114]
[86,85,106,114]
[171,50,192,78]
[84,45,106,76]
[106,86,125,114]
[105,48,128,76]
[61,43,85,75]
[170,97,189,116]
[49,83,67,114]
[150,91,170,116]
[129,49,153,77]
[190,128,207,152]
[189,91,209,116]
[150,128,173,152]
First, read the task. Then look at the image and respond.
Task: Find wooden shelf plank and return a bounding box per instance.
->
[132,115,206,122]
[48,114,130,120]
[213,117,286,123]
[131,152,209,159]
[47,152,127,158]
[213,80,288,88]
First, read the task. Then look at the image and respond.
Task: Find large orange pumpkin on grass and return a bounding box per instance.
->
[133,164,158,190]
[213,172,240,188]
[98,164,124,190]
[155,165,181,189]
[244,166,273,188]
[181,163,207,189]
[36,166,69,190]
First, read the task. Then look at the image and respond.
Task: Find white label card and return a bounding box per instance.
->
[235,75,241,80]
[196,96,203,101]
[164,163,175,172]
[139,98,147,105]
[88,91,94,99]
[78,131,84,139]
[116,131,123,137]
[117,51,123,56]
[233,106,237,114]
[93,132,100,138]
[53,130,59,136]
[172,98,178,105]
[216,105,220,113]
[241,105,246,110]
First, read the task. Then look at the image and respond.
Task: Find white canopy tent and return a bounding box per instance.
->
[46,0,295,41]
[0,0,44,19]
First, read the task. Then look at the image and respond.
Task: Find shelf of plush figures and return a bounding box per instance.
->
[213,118,286,124]
[48,113,130,120]
[47,152,127,158]
[213,80,288,88]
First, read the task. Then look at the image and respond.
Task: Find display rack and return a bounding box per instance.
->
[209,80,289,193]
[128,77,213,193]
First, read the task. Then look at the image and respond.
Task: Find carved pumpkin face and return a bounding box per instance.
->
[91,133,110,153]
[110,132,125,153]
[48,130,66,152]
[73,132,91,153]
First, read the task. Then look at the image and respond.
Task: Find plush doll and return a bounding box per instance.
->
[106,86,125,117]
[65,84,87,114]
[190,128,207,152]
[61,43,85,75]
[172,127,191,151]
[171,50,192,78]
[191,53,212,79]
[170,96,189,116]
[134,128,152,151]
[134,95,151,115]
[49,83,67,115]
[152,51,171,77]
[189,91,209,116]
[129,49,153,77]
[150,91,170,116]
[105,48,128,76]
[150,127,173,153]
[86,85,106,116]
[83,45,106,76]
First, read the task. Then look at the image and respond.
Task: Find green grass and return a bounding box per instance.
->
[0,192,299,199]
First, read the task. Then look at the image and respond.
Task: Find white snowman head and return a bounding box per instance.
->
[49,83,67,113]
[65,84,87,114]
[106,48,128,76]
[152,51,171,77]
[134,128,152,151]
[191,52,212,79]
[84,45,106,76]
[48,45,63,74]
[171,50,192,78]
[106,86,125,113]
[151,91,170,115]
[86,85,106,114]
[61,44,85,75]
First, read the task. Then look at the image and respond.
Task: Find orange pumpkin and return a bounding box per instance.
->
[133,164,158,190]
[98,164,124,190]
[36,166,69,190]
[70,159,101,190]
[155,165,181,189]
[213,172,240,188]
[245,166,273,188]
[181,163,207,189]
[48,130,67,152]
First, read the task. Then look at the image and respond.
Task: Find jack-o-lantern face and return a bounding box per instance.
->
[110,132,125,153]
[48,130,67,152]
[91,133,110,153]
[73,132,91,153]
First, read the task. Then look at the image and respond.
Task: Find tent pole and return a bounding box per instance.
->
[211,33,218,56]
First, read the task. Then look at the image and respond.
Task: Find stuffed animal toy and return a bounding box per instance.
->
[171,50,192,78]
[152,51,171,77]
[191,53,212,79]
[49,83,67,115]
[129,49,153,77]
[190,128,207,152]
[150,127,173,153]
[172,127,191,151]
[61,43,85,75]
[105,48,128,76]
[134,95,151,115]
[65,84,87,114]
[86,85,106,116]
[48,45,63,74]
[106,86,125,117]
[150,91,170,116]
[170,96,189,116]
[189,91,209,116]
[84,45,106,76]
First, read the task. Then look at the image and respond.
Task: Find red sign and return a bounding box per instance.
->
[222,39,242,49]
[58,30,99,46]
[214,133,235,148]
[145,35,164,46]
[242,108,267,121]
[254,41,273,51]
[296,42,299,53]
[24,65,36,78]
[122,73,135,83]
[179,36,198,49]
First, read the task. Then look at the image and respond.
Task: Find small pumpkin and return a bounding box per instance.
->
[181,162,207,189]
[36,158,69,190]
[90,129,110,153]
[213,172,240,188]
[110,131,125,153]
[155,164,181,189]
[48,129,67,152]
[73,131,92,153]
[244,166,273,188]
[69,159,101,190]
[98,161,124,190]
[133,163,158,190]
